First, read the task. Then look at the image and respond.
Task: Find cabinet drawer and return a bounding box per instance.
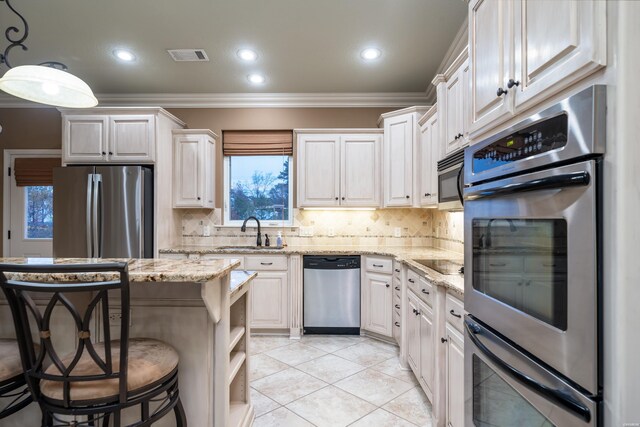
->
[366,256,393,274]
[524,256,567,274]
[245,255,288,271]
[446,293,464,333]
[407,269,420,295]
[417,276,434,307]
[476,255,523,273]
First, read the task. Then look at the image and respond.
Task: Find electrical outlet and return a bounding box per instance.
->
[327,227,335,237]
[299,226,314,237]
[394,227,402,237]
[108,310,122,326]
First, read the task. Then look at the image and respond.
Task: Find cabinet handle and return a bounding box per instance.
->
[441,337,448,343]
[373,264,384,267]
[408,279,415,283]
[412,309,417,314]
[457,133,464,139]
[108,151,113,155]
[101,151,106,156]
[386,283,390,288]
[395,322,400,327]
[415,310,420,316]
[449,309,462,318]
[507,79,520,89]
[496,87,508,97]
[405,195,410,199]
[394,268,401,273]
[424,193,431,197]
[489,263,507,267]
[395,304,400,309]
[395,286,400,291]
[260,262,273,266]
[421,289,429,295]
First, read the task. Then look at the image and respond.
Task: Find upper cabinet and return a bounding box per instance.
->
[296,130,382,208]
[60,108,185,165]
[469,0,606,138]
[379,107,429,208]
[418,105,439,207]
[173,129,217,209]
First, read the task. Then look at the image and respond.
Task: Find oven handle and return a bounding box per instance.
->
[464,319,591,422]
[465,171,590,200]
[456,162,464,206]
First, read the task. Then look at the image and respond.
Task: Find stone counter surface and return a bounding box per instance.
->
[160,245,465,295]
[0,257,241,283]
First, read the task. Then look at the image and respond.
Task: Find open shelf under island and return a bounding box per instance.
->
[0,257,256,427]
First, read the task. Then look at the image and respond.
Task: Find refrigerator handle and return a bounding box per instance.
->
[92,174,102,258]
[86,174,94,258]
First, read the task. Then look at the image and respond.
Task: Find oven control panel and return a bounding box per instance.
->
[472,114,568,174]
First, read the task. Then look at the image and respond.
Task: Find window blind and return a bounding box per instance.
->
[14,157,61,187]
[223,130,293,156]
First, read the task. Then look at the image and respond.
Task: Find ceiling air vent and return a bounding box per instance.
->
[167,49,209,62]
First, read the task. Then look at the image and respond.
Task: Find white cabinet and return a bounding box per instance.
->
[445,323,464,427]
[469,0,606,137]
[418,106,439,207]
[62,113,155,164]
[380,107,429,207]
[418,299,435,398]
[363,271,393,337]
[406,293,421,372]
[296,130,382,208]
[445,66,464,154]
[250,271,289,329]
[173,129,216,209]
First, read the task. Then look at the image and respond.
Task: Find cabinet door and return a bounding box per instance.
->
[444,68,463,155]
[364,272,393,337]
[109,115,155,162]
[513,0,606,110]
[446,324,465,427]
[406,293,421,373]
[418,300,434,396]
[173,135,203,207]
[63,115,108,163]
[203,136,215,208]
[384,115,414,207]
[469,0,513,134]
[419,121,433,206]
[341,134,381,207]
[461,59,471,141]
[428,116,440,204]
[297,135,340,207]
[250,272,288,329]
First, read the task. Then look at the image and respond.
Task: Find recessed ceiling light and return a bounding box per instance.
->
[237,49,258,61]
[360,48,382,60]
[113,49,136,62]
[247,73,265,84]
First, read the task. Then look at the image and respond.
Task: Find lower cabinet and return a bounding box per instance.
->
[250,271,289,329]
[445,322,465,427]
[362,271,393,337]
[407,290,435,402]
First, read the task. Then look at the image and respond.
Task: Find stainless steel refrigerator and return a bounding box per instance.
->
[53,166,153,258]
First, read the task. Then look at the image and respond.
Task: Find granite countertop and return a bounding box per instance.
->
[0,257,241,283]
[160,245,465,295]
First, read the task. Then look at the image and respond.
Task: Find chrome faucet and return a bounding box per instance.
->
[480,219,518,248]
[240,216,262,247]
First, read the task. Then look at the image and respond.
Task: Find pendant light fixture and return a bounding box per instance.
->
[0,0,98,108]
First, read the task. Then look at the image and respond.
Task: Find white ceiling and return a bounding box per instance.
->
[0,0,467,103]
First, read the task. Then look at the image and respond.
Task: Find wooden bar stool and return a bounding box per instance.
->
[0,338,32,419]
[0,262,187,427]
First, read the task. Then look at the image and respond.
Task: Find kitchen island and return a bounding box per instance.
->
[0,258,255,427]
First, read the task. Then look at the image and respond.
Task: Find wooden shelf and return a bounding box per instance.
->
[229,402,252,427]
[229,326,246,352]
[229,351,246,383]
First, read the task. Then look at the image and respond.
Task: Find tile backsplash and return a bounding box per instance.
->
[179,208,464,253]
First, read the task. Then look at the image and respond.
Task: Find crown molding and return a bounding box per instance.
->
[0,92,431,109]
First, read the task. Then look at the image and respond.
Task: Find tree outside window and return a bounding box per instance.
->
[25,186,54,239]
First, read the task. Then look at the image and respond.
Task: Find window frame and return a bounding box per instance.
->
[223,155,294,227]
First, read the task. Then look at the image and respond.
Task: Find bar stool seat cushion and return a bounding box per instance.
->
[0,339,22,383]
[40,338,178,402]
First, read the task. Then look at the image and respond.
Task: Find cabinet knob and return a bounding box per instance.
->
[335,197,339,200]
[425,193,431,197]
[408,278,415,283]
[454,135,459,140]
[421,289,429,295]
[108,151,113,155]
[496,87,508,97]
[101,151,106,156]
[405,195,410,199]
[394,268,401,273]
[412,309,417,314]
[395,322,400,327]
[197,197,201,200]
[395,286,400,291]
[395,304,400,309]
[507,79,520,89]
[341,197,345,200]
[415,310,420,316]
[457,133,464,139]
[441,337,448,343]
[386,283,390,288]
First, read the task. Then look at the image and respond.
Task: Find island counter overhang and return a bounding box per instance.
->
[0,257,255,427]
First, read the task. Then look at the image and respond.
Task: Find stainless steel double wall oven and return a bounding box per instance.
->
[463,86,605,426]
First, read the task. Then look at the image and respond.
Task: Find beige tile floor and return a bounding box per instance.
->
[250,335,434,427]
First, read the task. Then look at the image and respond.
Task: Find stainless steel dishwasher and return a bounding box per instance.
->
[303,255,360,335]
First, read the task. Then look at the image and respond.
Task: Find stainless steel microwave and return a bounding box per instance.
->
[437,148,464,210]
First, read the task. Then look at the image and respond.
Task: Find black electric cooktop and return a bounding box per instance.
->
[413,259,464,275]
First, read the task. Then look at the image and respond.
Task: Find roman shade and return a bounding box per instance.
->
[223,130,293,156]
[14,157,61,187]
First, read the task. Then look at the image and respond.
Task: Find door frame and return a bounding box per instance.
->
[3,149,62,256]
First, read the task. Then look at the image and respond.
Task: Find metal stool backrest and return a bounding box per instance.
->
[0,262,130,408]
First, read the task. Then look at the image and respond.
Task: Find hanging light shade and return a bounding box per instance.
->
[0,65,98,108]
